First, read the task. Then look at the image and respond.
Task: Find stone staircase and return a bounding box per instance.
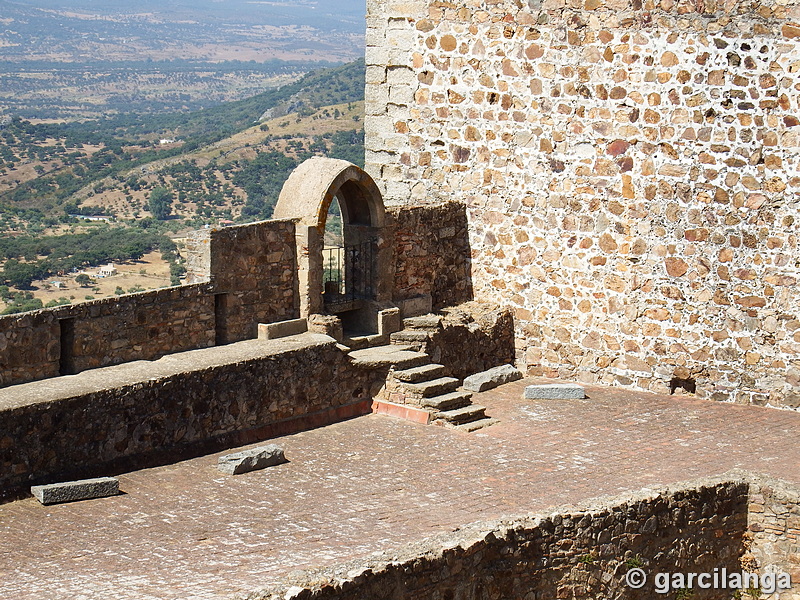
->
[350,315,496,432]
[387,359,496,432]
[388,314,441,351]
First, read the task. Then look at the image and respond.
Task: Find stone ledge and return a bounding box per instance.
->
[258,319,308,340]
[31,477,119,505]
[0,332,337,411]
[524,383,586,399]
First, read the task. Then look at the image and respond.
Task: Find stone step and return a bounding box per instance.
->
[349,345,429,370]
[435,404,487,425]
[418,390,473,411]
[454,417,498,433]
[402,376,460,398]
[390,330,431,344]
[402,315,442,330]
[344,333,385,351]
[392,363,446,383]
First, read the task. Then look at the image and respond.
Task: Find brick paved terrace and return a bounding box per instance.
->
[2,378,800,599]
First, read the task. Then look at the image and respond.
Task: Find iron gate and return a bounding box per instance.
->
[322,239,376,307]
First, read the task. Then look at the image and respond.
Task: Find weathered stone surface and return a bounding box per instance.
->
[258,319,308,340]
[403,315,442,330]
[389,203,472,312]
[463,364,522,392]
[363,0,800,409]
[218,445,287,475]
[524,383,586,400]
[31,477,119,505]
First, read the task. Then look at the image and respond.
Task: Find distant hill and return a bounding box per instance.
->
[0,59,366,219]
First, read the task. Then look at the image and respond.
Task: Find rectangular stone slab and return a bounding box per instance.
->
[218,444,287,475]
[258,318,308,340]
[31,477,119,505]
[463,364,522,392]
[524,384,586,400]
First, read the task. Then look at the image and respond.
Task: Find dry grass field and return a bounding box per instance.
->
[4,250,174,311]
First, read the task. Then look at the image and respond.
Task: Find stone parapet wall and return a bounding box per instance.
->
[389,202,473,310]
[0,219,299,388]
[207,220,299,342]
[365,0,800,407]
[0,333,387,503]
[246,478,749,600]
[0,283,215,388]
[747,475,800,590]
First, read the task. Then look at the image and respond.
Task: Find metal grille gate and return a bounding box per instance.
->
[322,239,376,308]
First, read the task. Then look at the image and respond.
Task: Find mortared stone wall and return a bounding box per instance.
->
[365,0,800,407]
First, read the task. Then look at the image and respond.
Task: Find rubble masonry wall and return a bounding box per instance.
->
[365,0,800,406]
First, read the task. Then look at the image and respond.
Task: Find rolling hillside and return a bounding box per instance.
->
[0,58,366,311]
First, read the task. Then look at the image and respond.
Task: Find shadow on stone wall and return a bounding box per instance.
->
[389,201,474,312]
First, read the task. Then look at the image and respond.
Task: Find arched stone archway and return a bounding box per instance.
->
[275,157,393,330]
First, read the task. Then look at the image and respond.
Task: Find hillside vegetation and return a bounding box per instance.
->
[0,58,366,312]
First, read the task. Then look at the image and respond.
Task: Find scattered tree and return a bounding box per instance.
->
[75,273,92,287]
[148,187,173,220]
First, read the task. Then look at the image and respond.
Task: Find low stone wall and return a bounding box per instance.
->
[0,219,299,389]
[0,283,215,388]
[0,333,388,502]
[746,475,800,593]
[427,302,515,381]
[389,202,473,311]
[245,478,749,600]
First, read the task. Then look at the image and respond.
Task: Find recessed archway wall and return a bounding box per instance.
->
[274,157,392,320]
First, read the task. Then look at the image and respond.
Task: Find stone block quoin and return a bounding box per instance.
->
[364,0,800,408]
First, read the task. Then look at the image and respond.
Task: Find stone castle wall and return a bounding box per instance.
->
[389,202,473,310]
[747,475,800,586]
[0,207,485,389]
[0,284,215,388]
[365,0,800,406]
[0,334,386,502]
[249,478,749,600]
[0,219,299,388]
[207,220,299,342]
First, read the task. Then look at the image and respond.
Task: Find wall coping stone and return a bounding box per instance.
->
[218,445,287,475]
[463,364,522,392]
[0,332,337,411]
[258,319,309,340]
[524,383,587,400]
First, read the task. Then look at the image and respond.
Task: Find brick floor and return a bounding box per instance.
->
[2,378,800,599]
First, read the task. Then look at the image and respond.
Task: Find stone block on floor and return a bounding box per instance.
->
[218,445,287,475]
[524,383,586,400]
[31,477,119,505]
[463,364,522,392]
